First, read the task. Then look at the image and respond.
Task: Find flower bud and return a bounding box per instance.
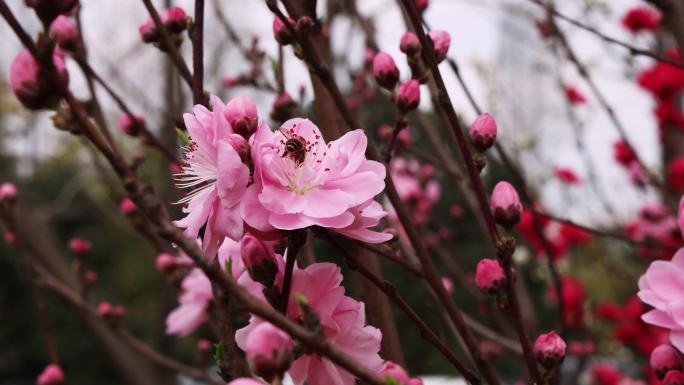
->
[245,322,293,382]
[651,345,682,380]
[442,277,454,295]
[4,231,16,245]
[364,48,377,67]
[273,16,294,45]
[197,339,212,352]
[475,258,505,294]
[400,32,421,56]
[564,86,587,105]
[164,7,188,33]
[414,0,429,12]
[225,96,259,139]
[118,114,145,136]
[664,370,684,385]
[396,80,421,112]
[138,18,157,43]
[10,49,69,110]
[68,237,91,254]
[155,253,177,272]
[533,331,566,369]
[36,363,65,385]
[0,182,18,202]
[380,361,410,385]
[428,30,451,63]
[241,233,278,286]
[372,52,400,90]
[490,181,522,228]
[25,0,77,23]
[84,270,97,284]
[97,301,113,316]
[49,16,80,52]
[227,379,266,385]
[119,198,138,216]
[469,113,497,151]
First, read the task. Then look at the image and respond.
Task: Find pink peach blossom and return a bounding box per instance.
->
[36,363,64,385]
[166,239,248,335]
[241,118,391,243]
[236,257,383,385]
[638,249,684,352]
[175,95,251,257]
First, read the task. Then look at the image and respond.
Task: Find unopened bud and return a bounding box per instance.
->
[490,181,522,228]
[372,52,399,90]
[225,96,258,139]
[469,113,497,151]
[395,80,420,112]
[533,331,566,369]
[475,258,506,294]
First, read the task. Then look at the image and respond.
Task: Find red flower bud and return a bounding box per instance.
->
[651,345,682,380]
[396,80,421,112]
[490,181,522,228]
[469,113,497,151]
[372,52,400,90]
[533,331,566,369]
[400,32,421,56]
[475,258,506,294]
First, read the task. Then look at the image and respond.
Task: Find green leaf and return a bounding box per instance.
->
[213,341,224,368]
[176,128,189,144]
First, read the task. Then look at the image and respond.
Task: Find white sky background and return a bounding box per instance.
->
[0,0,664,226]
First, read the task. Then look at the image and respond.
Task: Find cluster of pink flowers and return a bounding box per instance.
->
[626,202,682,260]
[621,6,661,34]
[390,158,441,224]
[174,95,392,257]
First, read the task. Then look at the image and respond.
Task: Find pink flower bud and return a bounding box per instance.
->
[197,339,212,352]
[113,305,127,318]
[155,253,177,272]
[36,363,65,385]
[400,32,421,56]
[119,198,138,216]
[245,322,293,382]
[475,258,506,294]
[118,114,145,136]
[4,231,16,244]
[139,18,157,43]
[490,181,522,228]
[10,49,69,110]
[241,234,277,286]
[372,52,400,90]
[428,30,451,63]
[49,15,80,51]
[164,7,188,33]
[396,80,421,112]
[222,76,240,88]
[442,277,454,295]
[564,86,587,105]
[414,0,429,12]
[25,0,77,23]
[533,331,566,369]
[84,270,97,283]
[651,345,682,380]
[469,113,497,151]
[273,16,294,45]
[225,96,259,139]
[97,301,113,316]
[380,361,410,385]
[0,182,18,202]
[664,370,684,385]
[227,379,266,385]
[68,237,91,254]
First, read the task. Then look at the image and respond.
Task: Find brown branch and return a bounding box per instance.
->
[400,2,541,383]
[139,0,194,87]
[267,4,500,384]
[191,0,206,105]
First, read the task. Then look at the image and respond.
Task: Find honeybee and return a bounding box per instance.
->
[279,127,307,165]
